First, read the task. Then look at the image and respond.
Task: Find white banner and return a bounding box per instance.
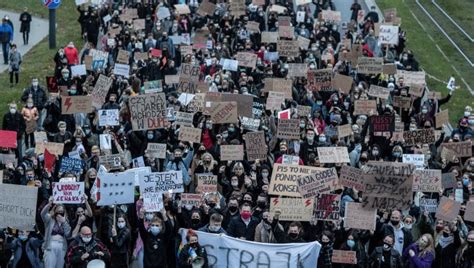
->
[139,170,184,194]
[179,229,320,268]
[53,182,85,204]
[97,172,135,206]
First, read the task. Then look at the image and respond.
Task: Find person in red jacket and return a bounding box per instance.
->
[64,42,79,65]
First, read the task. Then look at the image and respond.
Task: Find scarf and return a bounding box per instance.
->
[438,235,454,249]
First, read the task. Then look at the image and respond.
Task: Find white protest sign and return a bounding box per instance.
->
[113,63,130,78]
[140,171,184,194]
[53,182,85,204]
[99,134,112,150]
[98,109,120,126]
[402,154,425,170]
[179,229,320,268]
[146,143,167,159]
[97,172,135,206]
[282,155,300,165]
[220,58,238,71]
[71,64,87,76]
[143,192,164,212]
[379,25,399,45]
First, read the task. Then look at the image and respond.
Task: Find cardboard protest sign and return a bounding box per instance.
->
[383,64,397,75]
[61,96,93,114]
[270,4,286,13]
[263,78,292,98]
[339,165,365,191]
[287,63,307,78]
[35,142,64,156]
[243,131,267,161]
[59,157,84,176]
[261,31,278,43]
[354,100,377,115]
[384,8,397,22]
[370,115,395,132]
[129,93,167,131]
[297,168,339,198]
[146,143,166,159]
[317,147,350,163]
[0,130,17,148]
[175,111,194,127]
[395,70,426,87]
[133,18,145,30]
[363,162,415,210]
[71,64,86,77]
[140,170,184,194]
[295,0,311,5]
[205,101,238,124]
[46,76,58,92]
[52,182,85,204]
[307,69,332,91]
[113,63,130,78]
[97,172,135,206]
[277,119,300,140]
[269,164,326,197]
[181,193,203,208]
[331,73,353,94]
[178,126,202,144]
[420,198,438,213]
[403,128,436,146]
[441,141,472,158]
[99,154,123,170]
[344,202,376,231]
[296,36,310,49]
[337,124,353,138]
[92,75,113,109]
[34,131,47,143]
[392,96,412,109]
[278,26,294,39]
[240,117,260,131]
[402,154,425,170]
[0,153,16,166]
[313,194,340,221]
[435,110,449,128]
[321,10,342,22]
[435,196,461,222]
[236,52,257,68]
[277,40,299,57]
[220,145,244,161]
[165,75,180,85]
[174,4,191,14]
[0,184,37,230]
[116,49,129,64]
[332,250,357,264]
[269,197,314,222]
[379,25,399,45]
[357,57,384,74]
[196,174,218,193]
[220,58,239,72]
[282,155,300,164]
[266,91,285,111]
[368,85,390,99]
[197,1,216,16]
[464,201,474,222]
[98,109,120,127]
[218,93,254,118]
[296,105,312,118]
[144,80,163,94]
[412,169,442,192]
[246,21,260,33]
[229,0,246,15]
[441,173,457,189]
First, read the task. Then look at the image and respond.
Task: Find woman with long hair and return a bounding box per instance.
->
[41,199,71,268]
[402,233,435,268]
[457,230,474,268]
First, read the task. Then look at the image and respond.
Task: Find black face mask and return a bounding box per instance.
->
[390,220,400,226]
[228,206,238,213]
[289,233,298,239]
[208,203,216,208]
[257,202,266,209]
[442,232,450,238]
[191,218,200,225]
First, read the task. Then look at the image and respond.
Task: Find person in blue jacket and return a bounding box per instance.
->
[8,230,43,268]
[0,18,13,64]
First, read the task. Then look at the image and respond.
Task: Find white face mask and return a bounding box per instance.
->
[209,225,221,232]
[82,237,92,243]
[9,108,16,114]
[464,111,471,117]
[231,181,239,187]
[32,82,39,87]
[117,222,126,229]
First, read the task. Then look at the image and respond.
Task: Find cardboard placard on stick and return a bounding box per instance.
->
[370,115,395,132]
[344,202,376,231]
[196,174,218,193]
[435,110,449,128]
[321,10,342,22]
[61,96,93,114]
[307,69,332,91]
[440,141,472,158]
[277,40,299,57]
[129,93,167,131]
[357,57,384,74]
[331,73,353,94]
[236,52,258,68]
[261,32,278,43]
[464,201,474,222]
[92,75,113,109]
[146,143,167,159]
[263,79,292,98]
[332,250,357,264]
[0,184,37,230]
[35,142,64,156]
[354,100,377,115]
[392,96,411,109]
[204,101,238,124]
[269,164,327,197]
[403,128,436,146]
[313,194,341,221]
[297,168,339,198]
[412,169,442,192]
[368,85,390,99]
[337,124,353,138]
[339,165,365,191]
[178,126,202,144]
[317,147,350,163]
[441,172,457,189]
[269,197,314,222]
[287,63,307,78]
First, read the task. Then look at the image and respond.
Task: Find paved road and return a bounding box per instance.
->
[0,9,49,73]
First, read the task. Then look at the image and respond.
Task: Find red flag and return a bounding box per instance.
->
[44,149,55,173]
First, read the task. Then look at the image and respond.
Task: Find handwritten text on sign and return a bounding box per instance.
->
[140,171,184,194]
[53,182,85,204]
[129,93,167,131]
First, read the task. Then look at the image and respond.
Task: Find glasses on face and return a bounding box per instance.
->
[82,234,92,238]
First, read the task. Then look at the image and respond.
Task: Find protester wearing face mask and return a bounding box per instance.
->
[369,235,402,268]
[433,223,461,268]
[137,208,171,268]
[109,215,131,268]
[222,198,240,229]
[272,210,305,243]
[226,203,259,241]
[8,230,43,268]
[254,211,282,243]
[178,231,209,268]
[377,210,413,256]
[458,231,474,266]
[66,226,110,268]
[20,97,38,149]
[199,213,228,235]
[403,234,434,267]
[41,199,71,268]
[317,231,334,268]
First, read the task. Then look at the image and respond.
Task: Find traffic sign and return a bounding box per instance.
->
[42,0,61,9]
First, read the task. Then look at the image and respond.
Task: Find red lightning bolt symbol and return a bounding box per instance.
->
[44,0,53,6]
[64,97,73,112]
[273,198,279,206]
[305,199,312,207]
[323,195,335,218]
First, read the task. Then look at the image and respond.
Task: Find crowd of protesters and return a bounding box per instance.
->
[0,0,473,267]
